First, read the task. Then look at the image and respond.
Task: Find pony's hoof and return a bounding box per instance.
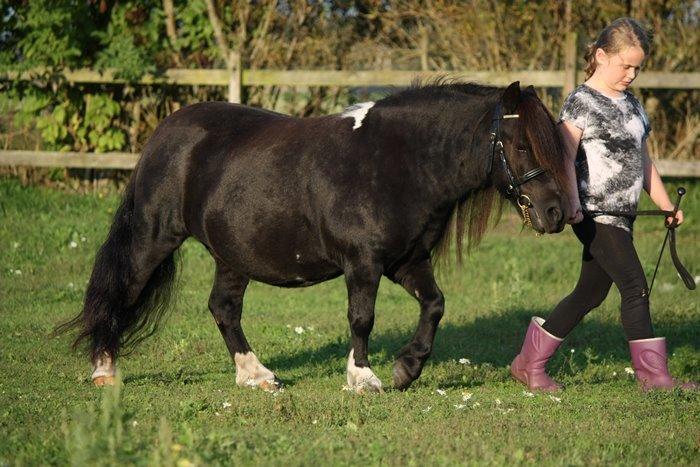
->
[354,378,384,394]
[93,375,115,387]
[258,378,284,393]
[392,361,415,391]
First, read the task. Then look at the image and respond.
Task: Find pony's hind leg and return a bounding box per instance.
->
[208,262,281,391]
[344,262,384,393]
[88,233,183,386]
[392,260,445,390]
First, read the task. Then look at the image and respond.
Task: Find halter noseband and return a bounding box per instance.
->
[488,102,547,228]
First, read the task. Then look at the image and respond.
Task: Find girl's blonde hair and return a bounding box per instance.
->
[583,18,652,79]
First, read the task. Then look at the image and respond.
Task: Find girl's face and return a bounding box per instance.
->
[594,45,646,94]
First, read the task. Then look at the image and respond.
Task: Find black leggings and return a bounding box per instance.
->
[543,216,654,341]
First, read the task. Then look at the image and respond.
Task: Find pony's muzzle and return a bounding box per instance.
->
[527,198,565,234]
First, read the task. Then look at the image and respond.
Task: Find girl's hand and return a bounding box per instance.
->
[666,209,683,227]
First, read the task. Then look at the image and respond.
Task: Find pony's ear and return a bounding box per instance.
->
[502,81,521,113]
[524,85,537,97]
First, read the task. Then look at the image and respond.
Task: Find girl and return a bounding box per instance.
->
[510,17,697,392]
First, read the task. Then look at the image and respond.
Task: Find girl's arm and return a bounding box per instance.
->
[642,142,684,225]
[558,121,584,223]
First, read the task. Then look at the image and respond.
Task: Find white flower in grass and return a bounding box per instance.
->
[570,348,575,354]
[222,401,232,409]
[472,402,481,407]
[612,371,617,377]
[131,420,138,427]
[422,406,432,413]
[458,358,471,365]
[494,398,502,405]
[12,242,19,249]
[522,391,535,398]
[454,404,466,409]
[294,326,304,334]
[436,389,446,396]
[80,236,87,242]
[462,392,473,401]
[14,269,22,275]
[312,419,318,425]
[215,412,221,416]
[548,395,561,403]
[625,367,634,375]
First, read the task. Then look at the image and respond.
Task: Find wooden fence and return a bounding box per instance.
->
[1,150,697,177]
[1,35,699,174]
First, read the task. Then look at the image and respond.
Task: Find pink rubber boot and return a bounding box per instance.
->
[510,317,563,392]
[629,337,698,391]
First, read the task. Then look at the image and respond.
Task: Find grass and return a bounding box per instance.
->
[1,176,698,466]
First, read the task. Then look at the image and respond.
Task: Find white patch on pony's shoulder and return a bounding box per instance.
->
[341,102,375,130]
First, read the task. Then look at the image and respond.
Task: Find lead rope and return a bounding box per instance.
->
[585,187,695,296]
[648,187,693,297]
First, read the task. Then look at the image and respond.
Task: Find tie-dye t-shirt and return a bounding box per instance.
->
[559,84,651,232]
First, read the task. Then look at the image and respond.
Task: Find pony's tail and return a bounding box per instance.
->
[54,178,178,361]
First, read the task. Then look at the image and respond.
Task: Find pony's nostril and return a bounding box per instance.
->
[547,206,563,224]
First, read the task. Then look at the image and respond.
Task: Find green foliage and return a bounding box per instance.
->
[6,0,90,70]
[83,94,126,152]
[173,1,218,66]
[1,1,698,158]
[35,101,71,150]
[93,2,163,81]
[21,91,126,152]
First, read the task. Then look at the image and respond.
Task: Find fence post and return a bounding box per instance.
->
[419,26,429,71]
[228,51,242,104]
[563,31,577,96]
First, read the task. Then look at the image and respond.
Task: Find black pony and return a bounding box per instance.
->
[59,81,569,392]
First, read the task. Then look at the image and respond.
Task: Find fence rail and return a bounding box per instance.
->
[2,51,698,175]
[4,68,700,89]
[1,150,698,177]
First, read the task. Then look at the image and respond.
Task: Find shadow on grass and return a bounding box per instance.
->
[119,308,699,388]
[265,307,700,385]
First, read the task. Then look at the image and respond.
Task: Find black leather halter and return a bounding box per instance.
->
[487,103,546,227]
[488,102,546,200]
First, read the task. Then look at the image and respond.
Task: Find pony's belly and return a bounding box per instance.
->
[247,260,343,288]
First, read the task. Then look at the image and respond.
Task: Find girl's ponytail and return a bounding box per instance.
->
[583,41,598,80]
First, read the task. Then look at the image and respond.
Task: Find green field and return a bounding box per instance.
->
[1,177,698,466]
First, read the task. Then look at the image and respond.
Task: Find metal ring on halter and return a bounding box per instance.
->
[517,194,533,208]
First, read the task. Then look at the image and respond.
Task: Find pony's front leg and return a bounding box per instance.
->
[393,260,445,390]
[209,263,281,392]
[344,262,384,394]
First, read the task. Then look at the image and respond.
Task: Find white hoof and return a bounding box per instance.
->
[347,349,384,394]
[91,352,116,386]
[234,352,282,392]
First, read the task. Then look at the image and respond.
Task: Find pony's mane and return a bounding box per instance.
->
[399,78,569,265]
[376,76,502,107]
